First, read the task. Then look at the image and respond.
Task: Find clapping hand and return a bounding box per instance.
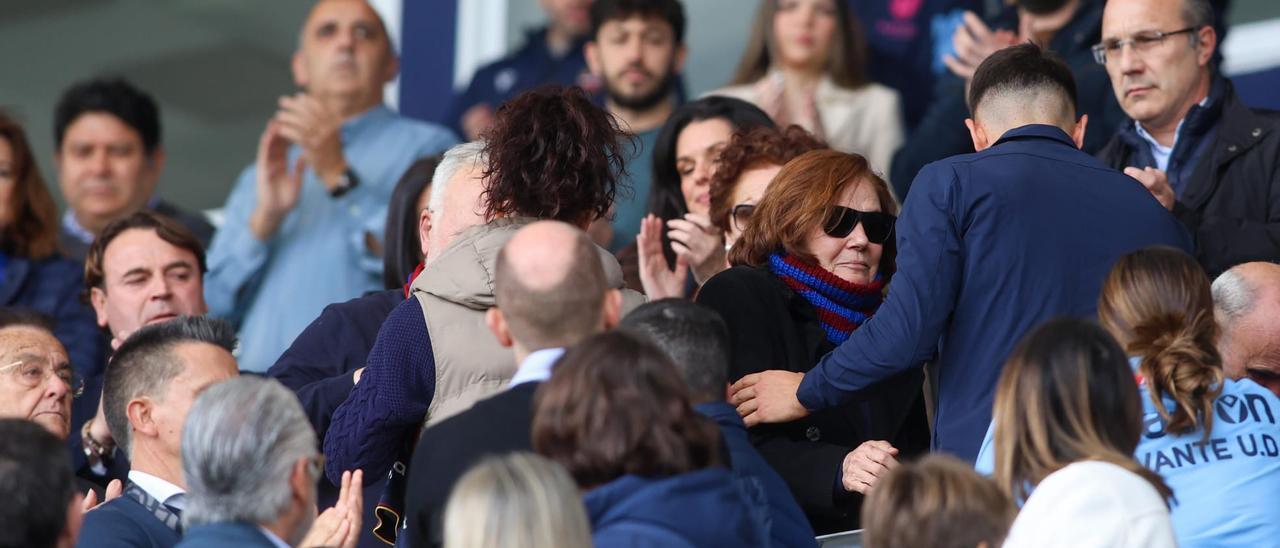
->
[943,11,1019,81]
[301,469,364,548]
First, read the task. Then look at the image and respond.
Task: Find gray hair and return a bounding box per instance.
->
[105,316,237,457]
[1181,0,1214,30]
[428,141,488,215]
[1212,268,1258,328]
[182,377,317,529]
[443,452,592,548]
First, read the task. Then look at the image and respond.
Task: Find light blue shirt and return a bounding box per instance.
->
[974,360,1280,547]
[1133,96,1209,173]
[205,105,456,371]
[508,347,565,387]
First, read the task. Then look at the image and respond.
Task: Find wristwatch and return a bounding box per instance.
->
[330,168,360,198]
[81,418,114,466]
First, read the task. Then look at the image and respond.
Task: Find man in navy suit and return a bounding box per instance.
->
[730,43,1192,463]
[77,317,239,548]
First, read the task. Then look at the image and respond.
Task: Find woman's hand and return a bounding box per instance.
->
[729,370,810,426]
[301,469,364,548]
[667,213,727,285]
[841,441,899,494]
[637,214,690,299]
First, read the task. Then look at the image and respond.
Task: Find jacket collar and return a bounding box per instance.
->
[992,124,1078,149]
[0,255,30,305]
[1181,79,1270,210]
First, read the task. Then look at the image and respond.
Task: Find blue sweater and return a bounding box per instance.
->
[697,402,818,548]
[584,469,768,547]
[797,125,1191,461]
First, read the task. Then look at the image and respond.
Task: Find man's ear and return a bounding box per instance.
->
[601,289,623,331]
[485,307,514,348]
[672,44,689,74]
[585,42,603,76]
[965,118,991,152]
[144,147,167,185]
[418,208,432,260]
[1196,26,1217,67]
[1072,114,1089,150]
[288,458,312,514]
[291,51,308,88]
[89,288,109,330]
[125,397,156,446]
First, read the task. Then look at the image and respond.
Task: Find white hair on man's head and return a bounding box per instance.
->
[429,141,488,215]
[1212,267,1257,327]
[181,377,317,533]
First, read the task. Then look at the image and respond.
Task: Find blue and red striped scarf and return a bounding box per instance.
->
[768,252,885,345]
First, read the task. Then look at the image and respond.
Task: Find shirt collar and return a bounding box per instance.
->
[128,470,186,510]
[992,124,1077,148]
[62,196,164,245]
[508,347,565,387]
[257,526,292,548]
[1134,95,1211,152]
[342,104,394,137]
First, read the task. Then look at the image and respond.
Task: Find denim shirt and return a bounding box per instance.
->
[205,105,456,371]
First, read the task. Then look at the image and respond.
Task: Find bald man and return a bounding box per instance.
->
[730,43,1191,463]
[205,0,457,372]
[1213,263,1280,396]
[403,221,620,548]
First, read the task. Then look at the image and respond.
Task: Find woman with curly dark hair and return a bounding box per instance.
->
[0,111,103,413]
[324,85,645,505]
[533,330,765,546]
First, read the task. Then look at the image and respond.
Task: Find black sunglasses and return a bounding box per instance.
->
[731,204,756,231]
[824,206,895,244]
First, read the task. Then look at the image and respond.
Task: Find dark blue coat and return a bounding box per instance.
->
[76,494,180,548]
[175,522,278,548]
[583,469,768,547]
[0,253,106,469]
[697,402,817,548]
[266,288,402,548]
[797,125,1192,462]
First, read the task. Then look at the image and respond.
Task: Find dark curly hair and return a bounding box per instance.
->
[708,125,827,233]
[480,85,627,226]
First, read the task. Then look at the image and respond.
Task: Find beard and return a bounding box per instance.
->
[604,65,676,112]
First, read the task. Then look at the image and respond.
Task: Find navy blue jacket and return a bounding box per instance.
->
[697,402,817,548]
[583,469,768,548]
[797,125,1192,462]
[446,27,589,137]
[175,522,278,548]
[77,494,180,548]
[0,253,106,469]
[267,289,403,439]
[267,288,402,548]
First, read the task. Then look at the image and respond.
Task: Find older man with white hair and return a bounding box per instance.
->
[177,376,363,548]
[1213,262,1280,396]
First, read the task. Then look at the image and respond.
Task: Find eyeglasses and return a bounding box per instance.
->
[0,360,85,398]
[1091,27,1197,65]
[824,206,895,244]
[731,203,756,232]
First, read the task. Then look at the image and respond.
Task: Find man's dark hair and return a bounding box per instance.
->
[54,77,161,155]
[0,418,76,548]
[967,42,1077,119]
[1016,0,1072,16]
[84,210,207,294]
[481,85,626,225]
[1181,0,1215,29]
[620,299,730,404]
[590,0,686,44]
[0,307,55,333]
[104,316,237,457]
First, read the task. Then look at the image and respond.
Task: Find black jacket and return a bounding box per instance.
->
[404,382,540,548]
[697,266,928,534]
[1098,81,1280,276]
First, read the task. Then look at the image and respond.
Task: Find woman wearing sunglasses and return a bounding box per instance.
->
[710,125,826,253]
[696,149,928,534]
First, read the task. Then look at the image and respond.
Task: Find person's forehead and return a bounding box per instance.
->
[0,327,68,363]
[1102,0,1185,37]
[303,0,386,34]
[63,112,143,146]
[102,228,198,275]
[598,15,674,36]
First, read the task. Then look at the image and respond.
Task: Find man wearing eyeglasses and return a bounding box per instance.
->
[1096,0,1280,277]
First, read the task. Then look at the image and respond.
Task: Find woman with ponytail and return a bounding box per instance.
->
[990,318,1176,547]
[1096,247,1280,547]
[695,149,927,533]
